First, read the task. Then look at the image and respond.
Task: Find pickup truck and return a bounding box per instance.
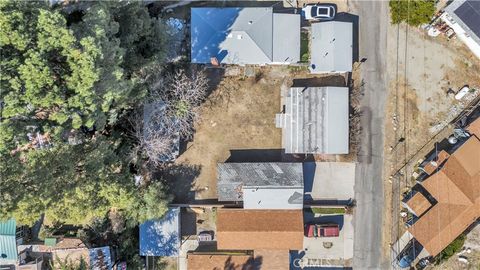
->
[305,224,339,237]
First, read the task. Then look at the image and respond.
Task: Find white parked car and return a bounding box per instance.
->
[302,4,336,21]
[455,86,470,100]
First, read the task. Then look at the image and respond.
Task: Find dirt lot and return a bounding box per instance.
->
[173,66,297,201]
[383,21,480,259]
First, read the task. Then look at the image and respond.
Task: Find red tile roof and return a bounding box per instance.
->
[187,254,256,270]
[216,209,304,250]
[406,192,431,217]
[467,117,480,138]
[408,136,480,256]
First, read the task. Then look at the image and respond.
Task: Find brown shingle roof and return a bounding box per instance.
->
[405,192,431,217]
[254,249,289,270]
[187,254,256,270]
[408,136,480,256]
[216,209,304,250]
[423,150,450,175]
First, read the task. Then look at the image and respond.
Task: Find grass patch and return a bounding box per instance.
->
[436,234,466,264]
[287,65,309,73]
[300,31,309,63]
[309,207,345,215]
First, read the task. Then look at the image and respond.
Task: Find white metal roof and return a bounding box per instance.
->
[310,21,353,73]
[276,87,349,154]
[243,186,304,209]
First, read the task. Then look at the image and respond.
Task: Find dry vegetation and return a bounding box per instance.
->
[384,23,480,257]
[174,66,286,201]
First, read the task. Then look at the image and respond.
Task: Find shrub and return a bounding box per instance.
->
[389,0,435,26]
[309,207,346,215]
[300,32,310,62]
[436,234,466,263]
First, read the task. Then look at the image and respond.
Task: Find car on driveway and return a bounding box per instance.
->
[198,231,214,243]
[396,239,423,269]
[302,4,336,21]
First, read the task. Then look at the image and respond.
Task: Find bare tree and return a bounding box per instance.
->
[350,79,365,110]
[132,68,208,166]
[153,68,209,138]
[130,107,178,166]
[349,108,363,156]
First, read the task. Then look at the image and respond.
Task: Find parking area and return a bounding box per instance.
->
[291,213,354,268]
[304,162,356,202]
[179,208,218,270]
[295,0,350,13]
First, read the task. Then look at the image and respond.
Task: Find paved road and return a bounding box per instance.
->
[350,1,390,269]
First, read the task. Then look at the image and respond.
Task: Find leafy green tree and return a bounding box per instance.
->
[113,2,168,73]
[127,182,172,226]
[0,1,168,153]
[0,136,123,224]
[0,1,103,151]
[0,2,175,268]
[389,0,435,26]
[0,136,171,225]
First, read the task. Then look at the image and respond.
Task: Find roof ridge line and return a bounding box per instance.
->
[442,157,477,204]
[245,9,274,61]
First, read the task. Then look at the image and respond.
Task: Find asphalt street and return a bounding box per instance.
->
[350,1,390,269]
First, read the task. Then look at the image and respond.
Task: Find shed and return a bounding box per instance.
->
[139,207,180,257]
[217,163,304,209]
[191,7,300,65]
[310,21,353,73]
[276,87,349,154]
[0,219,17,266]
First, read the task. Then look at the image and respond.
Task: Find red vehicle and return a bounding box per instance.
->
[318,224,339,237]
[305,224,315,237]
[305,224,339,238]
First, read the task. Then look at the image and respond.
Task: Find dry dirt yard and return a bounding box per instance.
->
[174,66,300,201]
[383,22,480,257]
[385,25,480,168]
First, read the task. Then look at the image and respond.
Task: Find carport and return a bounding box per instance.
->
[303,162,356,204]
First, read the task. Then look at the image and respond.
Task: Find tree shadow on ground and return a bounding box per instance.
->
[225,149,313,163]
[157,164,201,203]
[292,75,347,88]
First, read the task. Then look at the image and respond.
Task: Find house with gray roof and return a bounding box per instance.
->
[276,87,349,154]
[217,163,304,209]
[191,7,300,65]
[310,21,353,73]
